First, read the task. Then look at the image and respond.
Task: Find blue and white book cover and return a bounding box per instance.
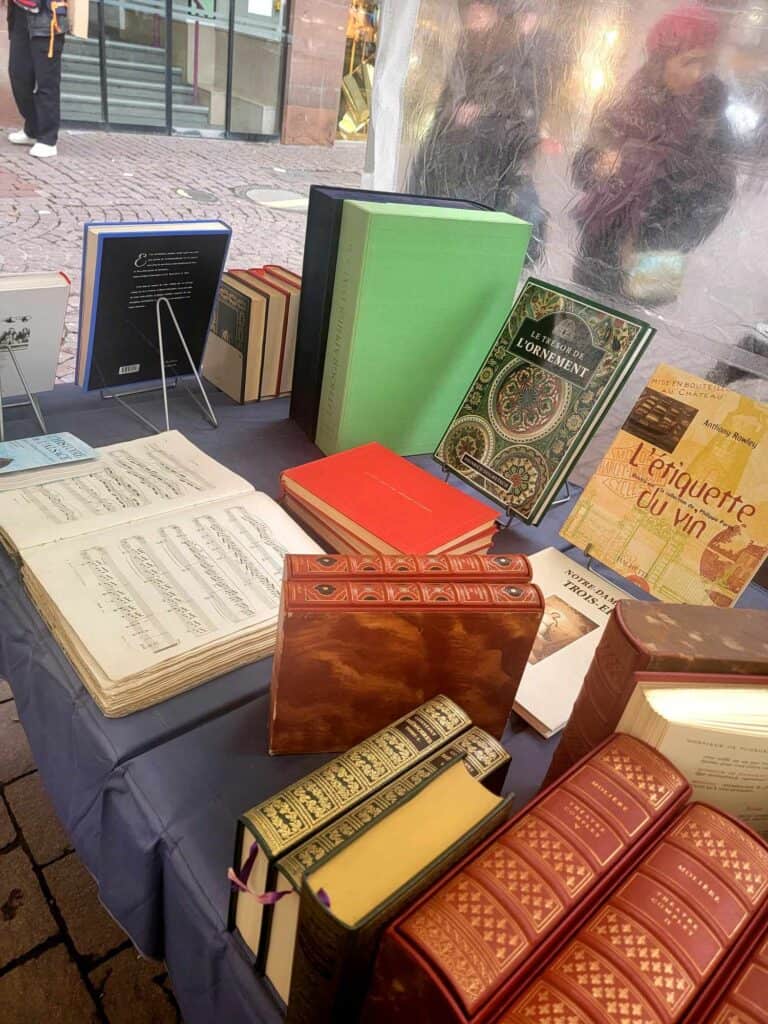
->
[0,432,97,476]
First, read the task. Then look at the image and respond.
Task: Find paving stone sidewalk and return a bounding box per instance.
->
[0,128,364,1021]
[0,128,365,381]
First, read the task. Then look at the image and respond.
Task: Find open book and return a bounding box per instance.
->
[0,431,320,716]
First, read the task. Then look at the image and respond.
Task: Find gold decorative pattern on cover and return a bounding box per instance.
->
[670,807,768,906]
[507,815,593,898]
[596,737,684,810]
[471,843,563,933]
[402,875,527,1008]
[244,695,468,854]
[500,982,590,1023]
[555,942,658,1024]
[588,906,694,1015]
[286,554,529,576]
[284,581,540,606]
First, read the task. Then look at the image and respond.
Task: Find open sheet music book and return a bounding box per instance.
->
[0,432,320,715]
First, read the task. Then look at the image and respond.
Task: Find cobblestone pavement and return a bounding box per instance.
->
[0,681,183,1023]
[0,128,364,1021]
[0,128,365,381]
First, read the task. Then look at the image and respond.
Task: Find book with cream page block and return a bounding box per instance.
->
[0,431,320,715]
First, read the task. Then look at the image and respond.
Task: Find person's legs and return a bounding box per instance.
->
[8,11,39,139]
[29,32,64,147]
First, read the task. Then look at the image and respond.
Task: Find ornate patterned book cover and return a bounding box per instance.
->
[268,579,543,753]
[546,601,768,784]
[243,695,470,859]
[285,553,531,581]
[363,734,690,1024]
[499,804,768,1024]
[434,278,654,526]
[561,364,768,606]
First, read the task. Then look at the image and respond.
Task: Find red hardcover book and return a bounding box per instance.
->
[362,734,691,1024]
[285,553,531,580]
[546,602,768,784]
[269,571,543,753]
[280,443,499,555]
[693,913,768,1022]
[497,803,768,1024]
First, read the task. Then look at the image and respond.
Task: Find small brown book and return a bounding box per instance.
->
[545,601,768,784]
[269,554,543,754]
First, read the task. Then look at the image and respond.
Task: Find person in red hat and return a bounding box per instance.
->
[571,4,736,304]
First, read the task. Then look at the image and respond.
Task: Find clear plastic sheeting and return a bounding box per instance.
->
[367,1,768,484]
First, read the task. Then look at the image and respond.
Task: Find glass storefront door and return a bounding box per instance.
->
[61,0,288,137]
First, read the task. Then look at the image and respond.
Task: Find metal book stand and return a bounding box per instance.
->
[0,343,47,442]
[441,464,573,531]
[101,297,218,434]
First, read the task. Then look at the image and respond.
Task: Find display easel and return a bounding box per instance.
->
[101,296,218,434]
[0,343,47,442]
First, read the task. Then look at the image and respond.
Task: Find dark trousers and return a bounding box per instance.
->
[9,11,65,146]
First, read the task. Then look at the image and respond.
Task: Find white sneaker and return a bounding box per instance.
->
[30,142,57,159]
[8,129,36,145]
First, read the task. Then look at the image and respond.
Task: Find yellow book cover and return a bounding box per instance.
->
[561,364,768,606]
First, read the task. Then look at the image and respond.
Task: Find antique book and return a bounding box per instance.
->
[314,201,531,456]
[77,220,231,391]
[617,671,768,837]
[289,186,489,441]
[269,570,543,753]
[546,601,768,783]
[498,803,768,1024]
[435,278,655,525]
[258,266,301,395]
[561,364,768,605]
[286,758,513,1024]
[248,269,294,397]
[512,548,630,738]
[0,271,70,398]
[229,696,472,971]
[0,433,96,478]
[363,734,690,1024]
[693,912,768,1022]
[201,271,268,404]
[229,269,288,400]
[285,552,531,581]
[0,431,319,715]
[264,727,510,1007]
[280,443,498,556]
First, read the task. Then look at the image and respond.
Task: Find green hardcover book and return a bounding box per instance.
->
[285,757,513,1024]
[435,278,656,525]
[228,695,471,967]
[315,201,531,456]
[265,726,510,1007]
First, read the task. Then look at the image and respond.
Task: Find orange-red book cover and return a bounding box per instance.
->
[498,803,768,1024]
[269,566,544,754]
[362,734,690,1024]
[546,601,768,785]
[280,443,499,555]
[694,913,768,1022]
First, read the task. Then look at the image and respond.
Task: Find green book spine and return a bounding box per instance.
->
[315,202,371,455]
[278,727,510,891]
[228,696,472,965]
[285,772,512,1024]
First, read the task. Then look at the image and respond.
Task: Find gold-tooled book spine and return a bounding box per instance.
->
[278,729,510,891]
[243,695,471,859]
[285,553,532,580]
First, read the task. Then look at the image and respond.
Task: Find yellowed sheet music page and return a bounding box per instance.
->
[0,431,253,553]
[22,492,320,688]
